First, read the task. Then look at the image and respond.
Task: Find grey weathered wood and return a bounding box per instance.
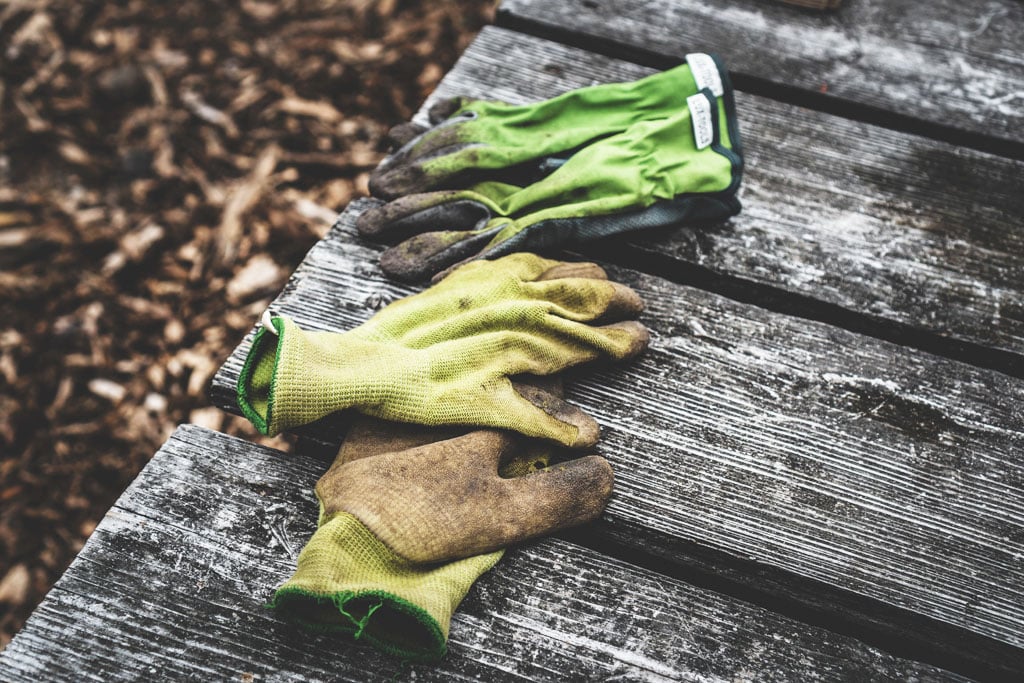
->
[209,202,1024,677]
[421,26,1024,373]
[497,0,1024,152]
[0,425,965,682]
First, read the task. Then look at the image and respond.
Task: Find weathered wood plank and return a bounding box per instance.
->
[0,426,964,682]
[420,26,1024,374]
[497,0,1024,154]
[209,202,1024,678]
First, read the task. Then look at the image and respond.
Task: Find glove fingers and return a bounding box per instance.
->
[502,455,614,539]
[589,320,651,361]
[369,122,468,198]
[369,148,481,200]
[511,381,600,449]
[379,226,503,282]
[356,193,493,242]
[509,317,649,367]
[489,379,599,448]
[523,278,645,323]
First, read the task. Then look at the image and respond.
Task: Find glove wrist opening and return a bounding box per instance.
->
[236,316,426,435]
[273,512,502,661]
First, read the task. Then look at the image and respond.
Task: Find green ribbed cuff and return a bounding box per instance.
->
[272,512,502,662]
[236,316,426,436]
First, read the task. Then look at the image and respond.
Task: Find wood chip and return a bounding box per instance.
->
[215,145,280,266]
[226,254,285,302]
[0,565,31,604]
[88,379,127,404]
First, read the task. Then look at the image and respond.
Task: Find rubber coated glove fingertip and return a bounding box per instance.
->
[355,204,389,238]
[387,121,428,147]
[427,96,466,124]
[380,228,502,282]
[368,165,424,200]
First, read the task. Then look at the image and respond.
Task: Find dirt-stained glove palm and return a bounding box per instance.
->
[237,253,648,445]
[369,55,729,199]
[360,91,742,281]
[272,380,612,661]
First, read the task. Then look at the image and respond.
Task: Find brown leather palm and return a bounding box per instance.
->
[316,376,614,564]
[317,429,613,564]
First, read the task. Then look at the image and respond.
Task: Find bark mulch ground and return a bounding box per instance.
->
[0,0,493,646]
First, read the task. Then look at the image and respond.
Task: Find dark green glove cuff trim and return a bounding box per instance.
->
[692,85,743,197]
[271,586,447,662]
[236,317,285,435]
[708,52,744,168]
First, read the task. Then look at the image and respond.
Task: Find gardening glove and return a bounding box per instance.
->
[272,379,613,661]
[358,88,743,282]
[236,253,648,445]
[369,53,732,199]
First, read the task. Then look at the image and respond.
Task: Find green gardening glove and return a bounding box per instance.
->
[359,87,743,281]
[368,53,732,199]
[236,253,648,446]
[272,378,610,662]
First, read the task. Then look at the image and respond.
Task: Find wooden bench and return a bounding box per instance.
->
[3,1,1022,679]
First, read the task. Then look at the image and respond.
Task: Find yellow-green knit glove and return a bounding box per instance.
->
[272,379,604,662]
[237,253,648,446]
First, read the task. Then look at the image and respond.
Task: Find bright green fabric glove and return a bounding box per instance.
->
[358,89,742,281]
[368,54,731,199]
[237,254,648,445]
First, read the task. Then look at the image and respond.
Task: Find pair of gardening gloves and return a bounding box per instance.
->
[237,56,742,660]
[357,52,743,282]
[238,253,649,660]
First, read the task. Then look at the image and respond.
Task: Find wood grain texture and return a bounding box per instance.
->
[0,426,964,682]
[497,0,1024,151]
[209,202,1024,677]
[420,27,1024,372]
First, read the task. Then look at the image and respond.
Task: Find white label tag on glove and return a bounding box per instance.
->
[685,53,724,97]
[687,93,714,150]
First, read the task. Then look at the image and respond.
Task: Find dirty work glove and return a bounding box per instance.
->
[237,253,648,445]
[358,89,742,281]
[272,379,611,661]
[369,54,732,199]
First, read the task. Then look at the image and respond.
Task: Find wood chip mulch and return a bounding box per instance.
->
[0,0,494,646]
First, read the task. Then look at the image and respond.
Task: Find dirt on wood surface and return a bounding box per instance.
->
[0,0,494,647]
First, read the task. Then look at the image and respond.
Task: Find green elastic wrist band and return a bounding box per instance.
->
[273,512,502,661]
[235,316,429,436]
[237,318,284,434]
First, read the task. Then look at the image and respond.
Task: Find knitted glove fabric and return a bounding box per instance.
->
[368,55,729,199]
[272,380,611,661]
[272,417,500,662]
[236,253,648,445]
[360,89,742,281]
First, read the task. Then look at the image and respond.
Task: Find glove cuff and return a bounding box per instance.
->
[236,316,427,435]
[272,511,502,661]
